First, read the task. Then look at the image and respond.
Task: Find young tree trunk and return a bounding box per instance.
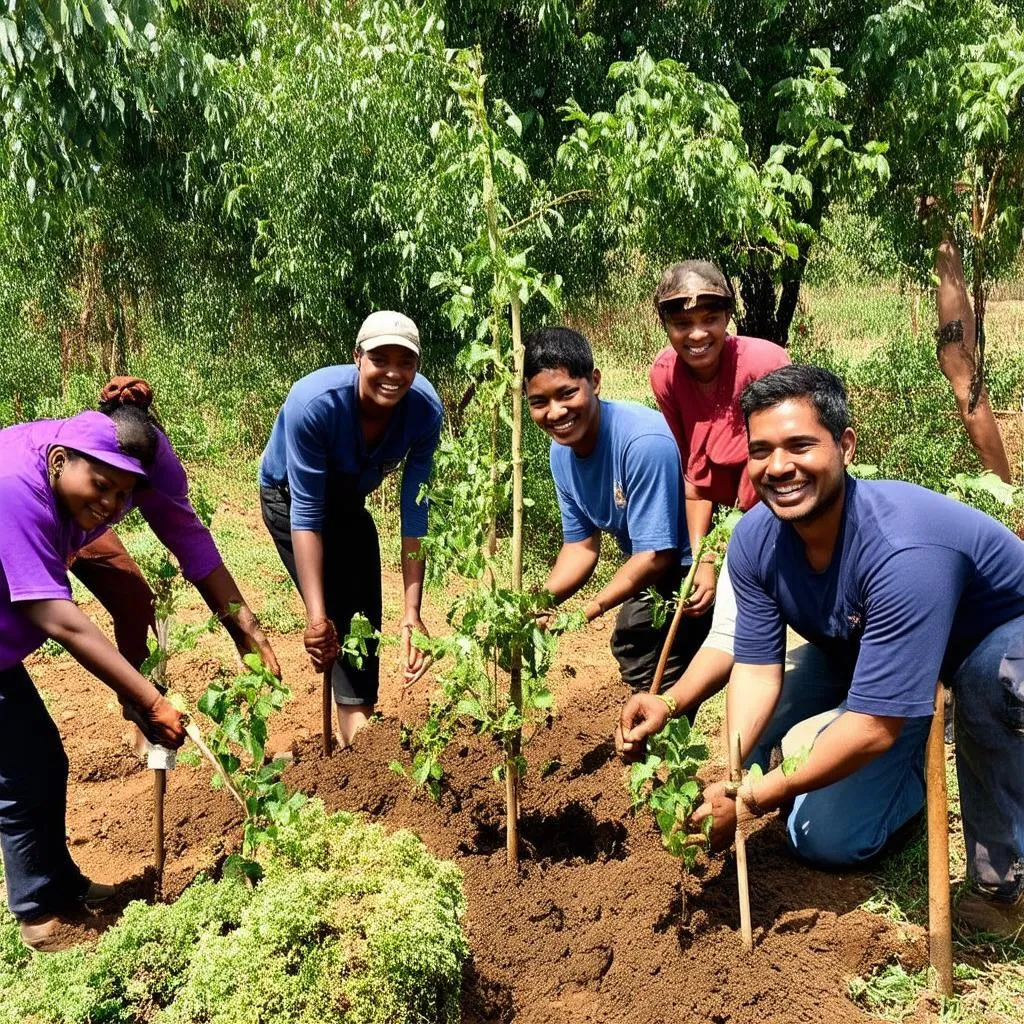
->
[506,295,525,869]
[934,234,1011,483]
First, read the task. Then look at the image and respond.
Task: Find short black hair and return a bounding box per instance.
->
[523,326,594,382]
[740,364,850,441]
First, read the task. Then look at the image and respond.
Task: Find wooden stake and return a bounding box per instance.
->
[153,767,166,883]
[927,682,953,996]
[650,540,704,695]
[322,669,333,758]
[184,721,246,812]
[731,731,754,952]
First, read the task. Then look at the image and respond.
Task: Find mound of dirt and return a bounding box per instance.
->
[25,580,927,1022]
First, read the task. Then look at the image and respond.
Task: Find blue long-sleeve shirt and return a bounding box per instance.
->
[259,365,443,537]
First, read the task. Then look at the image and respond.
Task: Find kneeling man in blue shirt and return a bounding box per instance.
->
[524,326,711,693]
[693,364,1024,937]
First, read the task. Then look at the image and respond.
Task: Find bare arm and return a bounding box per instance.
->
[935,234,1011,482]
[544,535,602,605]
[400,536,428,677]
[583,548,676,622]
[194,564,280,677]
[741,710,904,812]
[725,661,785,761]
[683,481,716,617]
[291,529,327,623]
[20,599,184,747]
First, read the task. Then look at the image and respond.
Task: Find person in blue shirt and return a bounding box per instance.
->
[260,311,443,747]
[690,364,1024,938]
[524,326,711,692]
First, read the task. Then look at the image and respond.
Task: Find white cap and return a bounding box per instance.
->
[356,310,420,356]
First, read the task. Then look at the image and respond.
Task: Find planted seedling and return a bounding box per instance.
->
[198,653,305,872]
[629,716,711,868]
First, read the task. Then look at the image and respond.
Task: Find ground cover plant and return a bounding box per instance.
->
[0,802,468,1024]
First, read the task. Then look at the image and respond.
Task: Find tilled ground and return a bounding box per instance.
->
[25,584,929,1023]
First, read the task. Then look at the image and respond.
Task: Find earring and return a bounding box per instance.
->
[49,464,62,488]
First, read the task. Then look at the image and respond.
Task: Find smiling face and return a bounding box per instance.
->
[526,366,602,455]
[49,447,139,530]
[354,344,419,412]
[660,301,731,383]
[746,398,856,526]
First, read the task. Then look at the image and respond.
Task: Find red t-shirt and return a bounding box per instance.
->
[650,335,790,511]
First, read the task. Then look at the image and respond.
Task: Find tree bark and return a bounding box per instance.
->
[934,234,1011,483]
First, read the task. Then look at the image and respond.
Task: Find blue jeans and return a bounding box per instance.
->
[745,619,1024,883]
[953,615,1024,893]
[0,663,89,921]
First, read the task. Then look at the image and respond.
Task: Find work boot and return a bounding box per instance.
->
[80,879,117,907]
[955,884,1024,940]
[18,915,69,953]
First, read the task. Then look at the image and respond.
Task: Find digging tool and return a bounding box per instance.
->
[730,731,754,952]
[926,681,954,996]
[322,669,333,757]
[649,545,703,696]
[132,728,177,883]
[183,720,247,812]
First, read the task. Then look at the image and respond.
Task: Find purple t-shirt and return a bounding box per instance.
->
[0,415,222,670]
[729,477,1024,718]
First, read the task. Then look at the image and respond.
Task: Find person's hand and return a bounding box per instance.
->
[584,599,607,631]
[401,616,429,680]
[689,779,738,851]
[303,617,339,673]
[230,605,281,678]
[682,561,716,617]
[141,694,186,748]
[615,692,672,763]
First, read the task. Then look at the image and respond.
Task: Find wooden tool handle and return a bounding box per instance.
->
[322,670,333,757]
[153,768,166,877]
[927,682,953,995]
[731,731,754,952]
[650,541,704,696]
[184,722,247,811]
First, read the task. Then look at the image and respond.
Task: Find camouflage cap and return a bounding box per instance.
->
[654,260,734,314]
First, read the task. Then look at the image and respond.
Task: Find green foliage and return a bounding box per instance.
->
[198,653,303,859]
[342,612,383,670]
[628,716,710,868]
[0,802,467,1024]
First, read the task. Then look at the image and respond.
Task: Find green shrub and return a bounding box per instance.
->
[0,802,467,1024]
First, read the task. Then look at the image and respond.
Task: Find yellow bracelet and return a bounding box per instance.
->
[655,693,678,716]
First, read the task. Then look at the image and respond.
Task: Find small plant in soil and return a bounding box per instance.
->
[388,46,585,868]
[629,716,711,867]
[198,653,305,868]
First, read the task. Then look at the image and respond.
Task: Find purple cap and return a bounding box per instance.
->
[52,411,148,478]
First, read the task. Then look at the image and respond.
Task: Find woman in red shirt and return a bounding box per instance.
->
[649,261,789,613]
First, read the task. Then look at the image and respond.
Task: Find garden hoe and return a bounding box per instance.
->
[132,730,177,889]
[927,682,954,996]
[322,669,333,757]
[730,732,754,952]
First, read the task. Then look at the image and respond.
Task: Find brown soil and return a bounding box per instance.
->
[23,576,928,1023]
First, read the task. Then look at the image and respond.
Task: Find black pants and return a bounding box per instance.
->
[610,564,712,692]
[260,483,382,706]
[0,663,88,921]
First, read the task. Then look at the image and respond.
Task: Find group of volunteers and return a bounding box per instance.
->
[2,262,1022,954]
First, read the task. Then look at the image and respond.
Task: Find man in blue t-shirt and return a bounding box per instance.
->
[524,326,711,692]
[691,364,1024,937]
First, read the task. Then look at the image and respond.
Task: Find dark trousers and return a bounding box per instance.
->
[71,531,156,670]
[610,564,712,692]
[0,664,88,921]
[260,483,382,706]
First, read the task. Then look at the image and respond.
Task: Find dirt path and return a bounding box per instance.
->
[23,574,927,1023]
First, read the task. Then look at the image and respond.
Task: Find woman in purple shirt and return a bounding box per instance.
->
[0,405,186,952]
[70,377,279,677]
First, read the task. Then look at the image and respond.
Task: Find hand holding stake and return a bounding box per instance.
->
[730,731,754,952]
